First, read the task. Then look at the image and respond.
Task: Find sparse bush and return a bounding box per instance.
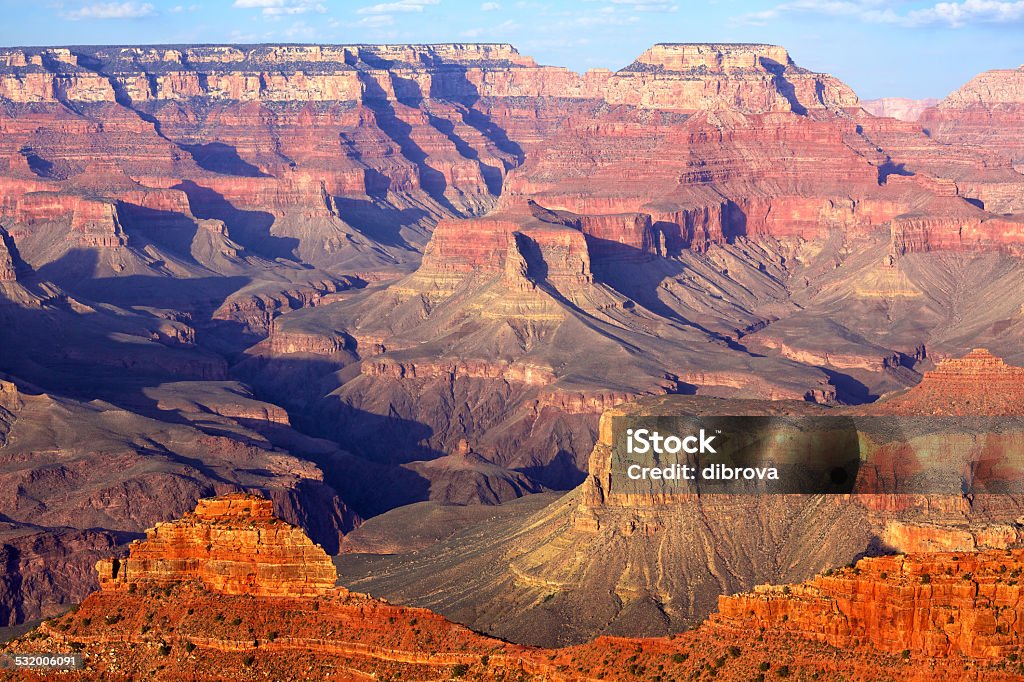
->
[450,663,469,677]
[777,665,792,678]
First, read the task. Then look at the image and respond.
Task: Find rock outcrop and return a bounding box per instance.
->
[96,494,338,597]
[0,227,28,282]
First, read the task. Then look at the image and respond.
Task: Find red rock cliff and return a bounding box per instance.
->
[714,549,1024,659]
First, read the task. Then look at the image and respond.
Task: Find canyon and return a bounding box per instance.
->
[0,39,1023,675]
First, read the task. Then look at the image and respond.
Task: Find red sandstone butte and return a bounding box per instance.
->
[96,493,337,598]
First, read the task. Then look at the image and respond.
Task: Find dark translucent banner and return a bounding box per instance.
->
[608,415,1024,495]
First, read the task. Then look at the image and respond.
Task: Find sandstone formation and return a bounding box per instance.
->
[96,494,338,597]
[920,66,1024,207]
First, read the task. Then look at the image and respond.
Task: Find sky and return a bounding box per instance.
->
[1,1,1022,99]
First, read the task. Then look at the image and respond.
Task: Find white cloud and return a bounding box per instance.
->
[481,1,500,9]
[232,0,326,17]
[736,0,1024,27]
[356,0,439,14]
[284,19,316,37]
[358,14,397,26]
[609,0,677,12]
[906,0,1024,26]
[64,2,156,20]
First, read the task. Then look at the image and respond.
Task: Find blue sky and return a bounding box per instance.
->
[2,0,1022,99]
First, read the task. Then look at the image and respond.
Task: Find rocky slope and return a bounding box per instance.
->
[715,548,1024,659]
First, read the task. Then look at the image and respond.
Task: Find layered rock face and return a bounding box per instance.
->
[0,227,28,282]
[920,66,1024,203]
[0,43,851,112]
[0,41,865,285]
[714,549,1024,659]
[96,494,338,597]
